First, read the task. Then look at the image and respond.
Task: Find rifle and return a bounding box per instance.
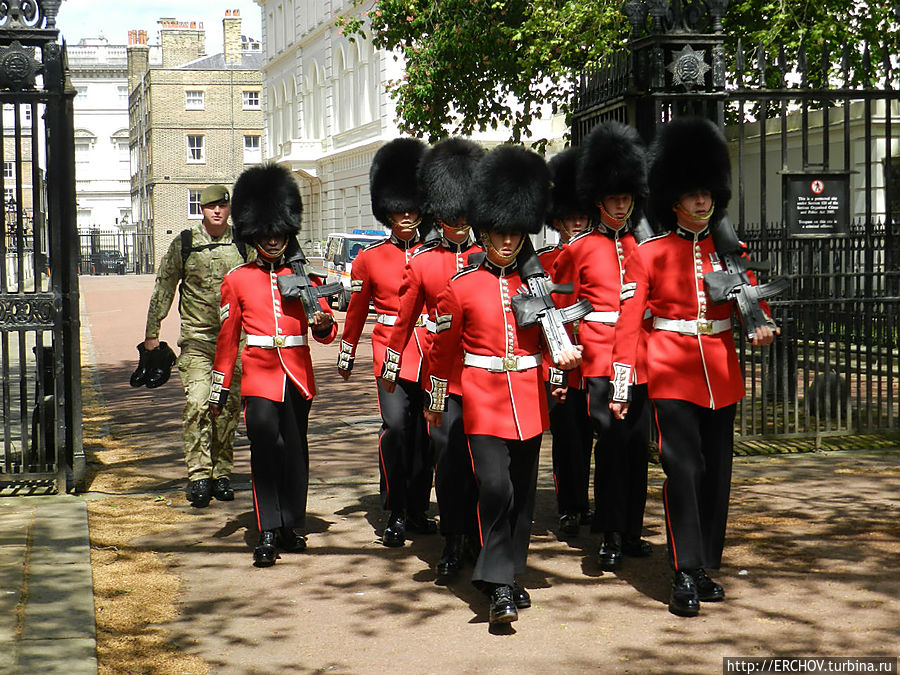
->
[512,239,592,366]
[703,213,789,340]
[276,247,343,322]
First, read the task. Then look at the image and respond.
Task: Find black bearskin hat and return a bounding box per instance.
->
[417,137,485,225]
[576,121,648,218]
[648,116,731,230]
[370,137,427,226]
[546,147,583,227]
[230,163,302,243]
[469,144,551,235]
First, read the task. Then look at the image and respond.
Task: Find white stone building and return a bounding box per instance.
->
[67,37,157,233]
[255,1,567,252]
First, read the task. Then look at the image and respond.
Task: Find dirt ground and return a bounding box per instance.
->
[79,274,900,674]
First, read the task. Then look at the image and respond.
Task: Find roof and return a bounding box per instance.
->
[176,50,265,71]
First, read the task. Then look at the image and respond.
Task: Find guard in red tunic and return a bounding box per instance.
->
[538,147,593,539]
[425,145,582,627]
[209,163,338,567]
[381,137,484,581]
[337,137,436,548]
[553,122,654,570]
[609,117,775,616]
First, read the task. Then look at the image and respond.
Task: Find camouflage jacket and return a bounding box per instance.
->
[144,223,253,346]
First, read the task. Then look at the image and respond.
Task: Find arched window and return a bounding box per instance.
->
[335,47,346,133]
[281,81,291,144]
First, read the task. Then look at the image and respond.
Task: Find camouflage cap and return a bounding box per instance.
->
[199,184,230,206]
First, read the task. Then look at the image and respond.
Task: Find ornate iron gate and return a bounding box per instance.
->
[570,0,899,442]
[0,1,81,492]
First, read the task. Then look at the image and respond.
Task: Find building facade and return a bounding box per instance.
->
[255,0,566,252]
[127,11,264,268]
[68,37,143,234]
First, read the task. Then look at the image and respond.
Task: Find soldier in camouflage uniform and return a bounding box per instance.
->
[143,184,250,507]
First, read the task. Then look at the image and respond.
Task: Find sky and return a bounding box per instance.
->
[55,0,263,53]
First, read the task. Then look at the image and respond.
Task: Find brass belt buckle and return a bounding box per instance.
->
[273,335,286,347]
[696,320,713,335]
[415,316,424,327]
[502,356,518,371]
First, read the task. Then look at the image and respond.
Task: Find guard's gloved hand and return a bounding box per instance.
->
[145,342,177,388]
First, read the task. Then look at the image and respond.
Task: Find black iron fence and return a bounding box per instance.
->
[570,3,899,441]
[78,228,154,275]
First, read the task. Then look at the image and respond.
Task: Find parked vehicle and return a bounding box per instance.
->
[323,231,385,310]
[91,249,126,275]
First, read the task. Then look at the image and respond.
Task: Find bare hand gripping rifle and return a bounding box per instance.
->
[276,247,343,322]
[703,213,790,340]
[512,239,592,371]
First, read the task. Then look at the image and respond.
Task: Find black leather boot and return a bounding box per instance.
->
[253,530,277,567]
[690,568,724,602]
[382,511,406,547]
[212,476,234,501]
[187,478,212,508]
[436,535,464,582]
[597,531,623,571]
[669,571,700,617]
[488,585,518,624]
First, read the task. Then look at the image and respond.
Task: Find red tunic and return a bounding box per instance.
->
[388,238,482,395]
[340,235,426,381]
[428,262,550,440]
[552,225,644,381]
[213,261,338,401]
[612,227,759,409]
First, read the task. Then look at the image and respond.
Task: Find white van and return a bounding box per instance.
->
[323,231,386,310]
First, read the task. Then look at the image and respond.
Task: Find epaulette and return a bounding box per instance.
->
[224,260,254,277]
[363,239,389,252]
[638,231,669,246]
[450,264,480,281]
[569,228,593,244]
[411,240,442,258]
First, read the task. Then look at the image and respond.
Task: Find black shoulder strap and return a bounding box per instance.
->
[180,229,192,268]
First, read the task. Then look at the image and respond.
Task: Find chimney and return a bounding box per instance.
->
[126,29,150,93]
[223,9,242,65]
[159,18,206,68]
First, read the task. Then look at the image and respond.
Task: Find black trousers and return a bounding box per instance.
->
[244,384,312,533]
[586,378,650,538]
[375,378,433,515]
[468,434,541,588]
[653,399,736,571]
[546,383,593,515]
[429,394,477,536]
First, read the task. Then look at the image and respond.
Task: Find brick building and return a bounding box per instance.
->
[127,10,264,268]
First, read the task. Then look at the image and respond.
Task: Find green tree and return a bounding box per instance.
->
[339,1,899,144]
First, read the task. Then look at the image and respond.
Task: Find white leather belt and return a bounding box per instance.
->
[463,352,541,373]
[652,317,731,336]
[376,313,428,327]
[376,313,397,326]
[583,311,619,325]
[246,334,308,348]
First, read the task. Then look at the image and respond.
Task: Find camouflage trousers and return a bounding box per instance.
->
[178,341,242,480]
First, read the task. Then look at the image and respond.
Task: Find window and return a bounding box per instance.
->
[188,189,203,218]
[186,135,205,163]
[75,140,91,163]
[243,134,261,164]
[185,90,204,110]
[242,90,260,110]
[3,162,13,180]
[118,85,128,103]
[75,86,87,100]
